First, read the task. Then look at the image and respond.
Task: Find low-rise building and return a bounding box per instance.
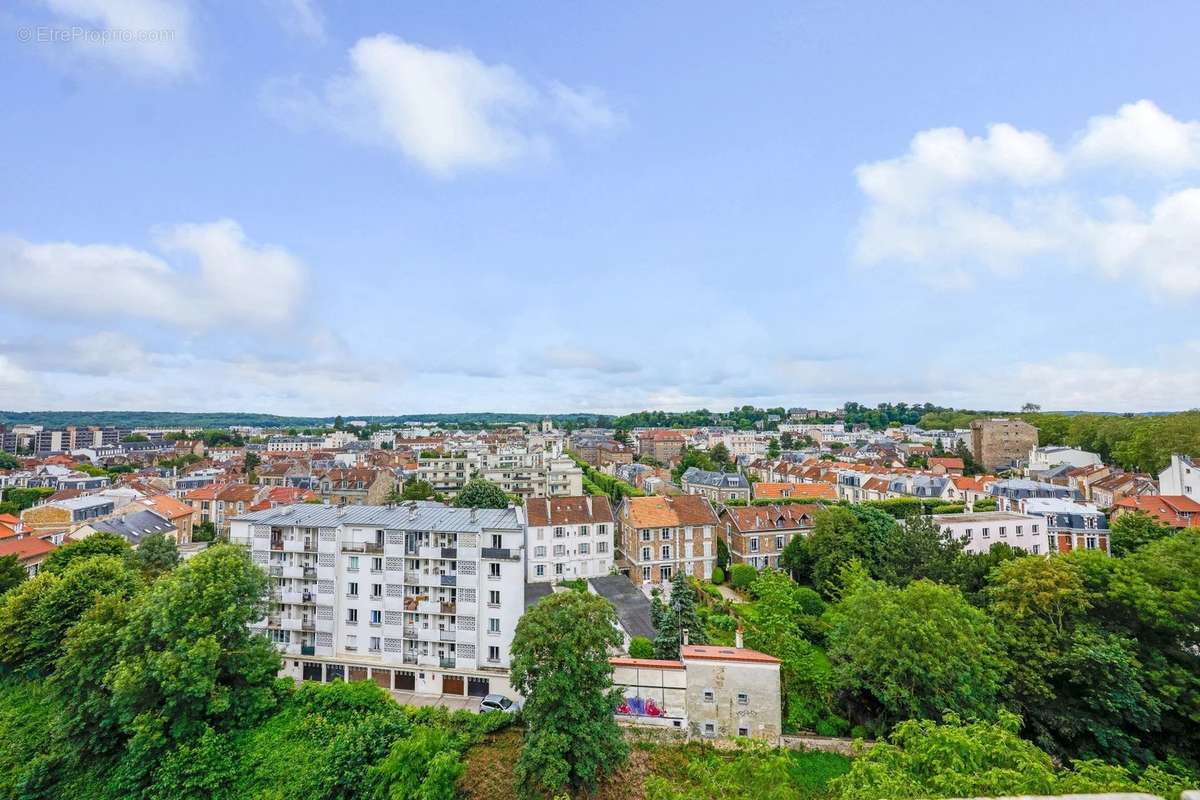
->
[21,495,116,530]
[316,468,397,506]
[718,503,819,568]
[1024,498,1110,554]
[1158,454,1200,503]
[617,494,719,588]
[1112,494,1200,529]
[1028,445,1102,475]
[680,468,751,504]
[930,511,1046,555]
[524,496,614,582]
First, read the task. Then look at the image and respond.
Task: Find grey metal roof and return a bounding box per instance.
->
[680,467,749,490]
[589,574,655,640]
[92,509,175,545]
[231,502,523,531]
[524,582,553,610]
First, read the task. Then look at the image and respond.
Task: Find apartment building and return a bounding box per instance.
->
[680,468,751,503]
[524,495,614,582]
[316,468,397,506]
[478,452,583,498]
[1024,498,1110,554]
[231,502,526,699]
[266,436,325,453]
[617,494,719,587]
[416,453,474,496]
[636,430,687,465]
[717,503,819,568]
[929,511,1045,555]
[1158,454,1199,502]
[970,418,1039,471]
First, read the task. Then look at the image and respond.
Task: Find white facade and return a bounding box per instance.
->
[230,502,525,699]
[929,511,1045,555]
[525,496,614,583]
[266,436,324,453]
[1028,445,1102,473]
[1158,454,1199,502]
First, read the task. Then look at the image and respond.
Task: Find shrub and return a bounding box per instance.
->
[711,566,725,584]
[729,564,757,590]
[628,636,654,659]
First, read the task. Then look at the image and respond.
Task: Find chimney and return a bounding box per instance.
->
[682,627,689,646]
[470,507,477,523]
[735,625,744,649]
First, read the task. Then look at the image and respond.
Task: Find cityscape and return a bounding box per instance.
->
[2,3,1199,800]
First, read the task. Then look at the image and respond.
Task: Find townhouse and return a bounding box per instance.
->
[1158,453,1199,503]
[751,482,837,502]
[930,510,1046,555]
[617,494,719,587]
[524,495,614,582]
[1112,494,1200,529]
[717,503,819,568]
[230,502,526,699]
[680,467,751,503]
[1024,498,1110,554]
[316,467,397,506]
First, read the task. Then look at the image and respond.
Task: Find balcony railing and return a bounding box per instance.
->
[301,644,315,656]
[341,542,384,554]
[440,547,457,559]
[481,547,519,561]
[439,657,456,669]
[440,601,456,615]
[440,574,457,587]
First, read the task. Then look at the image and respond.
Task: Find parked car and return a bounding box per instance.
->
[479,693,520,714]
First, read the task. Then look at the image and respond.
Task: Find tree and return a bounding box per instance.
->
[510,591,627,798]
[0,451,19,469]
[628,636,654,659]
[952,542,1024,605]
[831,712,1190,800]
[826,577,1007,728]
[779,432,796,451]
[106,544,281,794]
[123,433,150,442]
[1109,511,1173,557]
[334,415,345,430]
[0,554,26,596]
[709,443,732,469]
[42,532,133,575]
[136,532,180,579]
[1022,402,1042,413]
[244,452,261,473]
[613,429,630,445]
[653,572,708,659]
[729,563,757,590]
[716,536,730,574]
[883,513,964,585]
[400,480,435,501]
[766,438,781,459]
[450,478,510,509]
[803,506,900,595]
[192,521,217,543]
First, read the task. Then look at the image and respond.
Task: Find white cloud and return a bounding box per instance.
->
[263,34,621,176]
[853,100,1200,297]
[37,0,196,80]
[0,220,307,330]
[1073,100,1200,174]
[269,0,325,42]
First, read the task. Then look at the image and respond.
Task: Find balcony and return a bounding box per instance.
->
[341,542,384,554]
[303,566,317,580]
[439,628,457,642]
[280,590,303,604]
[441,601,457,615]
[283,539,308,553]
[482,547,519,561]
[402,626,417,638]
[417,627,440,643]
[268,565,284,577]
[281,617,301,631]
[301,644,315,656]
[441,547,457,560]
[439,657,456,670]
[440,574,457,587]
[402,653,418,665]
[283,565,304,579]
[404,570,420,584]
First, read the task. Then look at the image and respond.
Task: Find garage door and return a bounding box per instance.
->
[394,671,415,691]
[302,662,323,682]
[372,669,391,689]
[467,677,490,697]
[348,666,368,683]
[442,675,465,695]
[325,664,345,682]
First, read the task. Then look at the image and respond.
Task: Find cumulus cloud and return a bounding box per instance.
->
[36,0,196,80]
[0,220,307,330]
[263,34,622,176]
[853,100,1200,297]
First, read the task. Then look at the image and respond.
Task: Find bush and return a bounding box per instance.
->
[711,566,725,584]
[628,636,654,659]
[729,564,758,590]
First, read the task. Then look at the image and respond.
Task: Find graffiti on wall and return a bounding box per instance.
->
[617,696,665,717]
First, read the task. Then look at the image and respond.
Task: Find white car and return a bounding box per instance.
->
[479,693,520,714]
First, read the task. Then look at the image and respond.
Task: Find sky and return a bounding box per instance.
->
[2,1,1199,416]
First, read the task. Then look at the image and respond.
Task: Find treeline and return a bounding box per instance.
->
[702,504,1199,777]
[569,453,644,504]
[919,409,1200,474]
[0,410,614,430]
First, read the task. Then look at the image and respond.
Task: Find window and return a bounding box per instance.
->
[370,610,381,625]
[555,562,565,575]
[488,646,500,662]
[553,544,566,556]
[640,530,651,541]
[488,563,500,578]
[534,545,546,558]
[369,636,381,652]
[1032,544,1040,555]
[579,525,589,536]
[348,556,359,572]
[488,590,500,607]
[535,564,545,577]
[737,692,749,705]
[749,538,759,553]
[981,527,990,538]
[345,634,357,650]
[491,534,503,549]
[579,542,590,555]
[554,526,565,538]
[642,566,651,581]
[1086,536,1097,550]
[775,536,784,550]
[370,583,382,598]
[347,582,358,597]
[1032,524,1039,533]
[347,608,358,623]
[661,545,671,559]
[738,725,749,737]
[703,722,716,737]
[372,557,383,572]
[661,529,671,540]
[642,547,651,561]
[660,566,672,581]
[703,689,714,703]
[598,524,607,536]
[598,541,608,553]
[999,526,1007,536]
[1016,525,1023,536]
[488,618,500,634]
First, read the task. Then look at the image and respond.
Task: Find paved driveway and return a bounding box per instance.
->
[391,691,478,712]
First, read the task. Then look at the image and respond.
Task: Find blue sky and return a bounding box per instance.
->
[2,1,1199,415]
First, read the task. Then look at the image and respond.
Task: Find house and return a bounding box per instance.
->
[524,495,615,582]
[1112,495,1200,529]
[1158,454,1200,503]
[610,634,782,742]
[617,494,719,588]
[930,511,1046,555]
[316,468,397,506]
[680,468,751,504]
[72,509,177,546]
[1024,498,1110,554]
[751,482,837,501]
[927,457,964,475]
[0,535,56,576]
[137,494,198,543]
[1088,472,1157,509]
[717,503,819,569]
[1028,445,1102,475]
[21,495,116,530]
[989,479,1076,511]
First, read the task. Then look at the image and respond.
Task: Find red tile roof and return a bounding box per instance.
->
[609,657,685,670]
[0,536,56,562]
[526,496,614,527]
[681,645,780,665]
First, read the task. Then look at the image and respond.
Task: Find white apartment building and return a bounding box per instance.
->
[929,510,1046,555]
[1028,445,1102,473]
[524,495,614,582]
[266,435,325,453]
[1158,453,1199,502]
[230,502,526,699]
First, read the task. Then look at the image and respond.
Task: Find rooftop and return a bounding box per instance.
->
[231,502,523,532]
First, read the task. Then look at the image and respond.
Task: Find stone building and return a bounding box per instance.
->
[970,418,1039,471]
[616,494,719,587]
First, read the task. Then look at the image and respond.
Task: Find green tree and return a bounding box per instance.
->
[0,451,19,469]
[716,536,730,574]
[123,433,150,442]
[628,636,654,659]
[0,554,27,596]
[804,505,900,594]
[952,542,1024,605]
[766,438,781,459]
[42,532,133,575]
[509,590,628,798]
[450,478,510,509]
[1108,511,1173,557]
[400,479,435,501]
[370,725,464,800]
[192,521,217,543]
[334,415,345,430]
[613,429,630,445]
[244,452,261,473]
[107,544,281,794]
[653,572,708,659]
[779,432,796,450]
[710,442,732,468]
[826,577,1007,728]
[883,513,964,585]
[729,563,757,590]
[136,532,180,579]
